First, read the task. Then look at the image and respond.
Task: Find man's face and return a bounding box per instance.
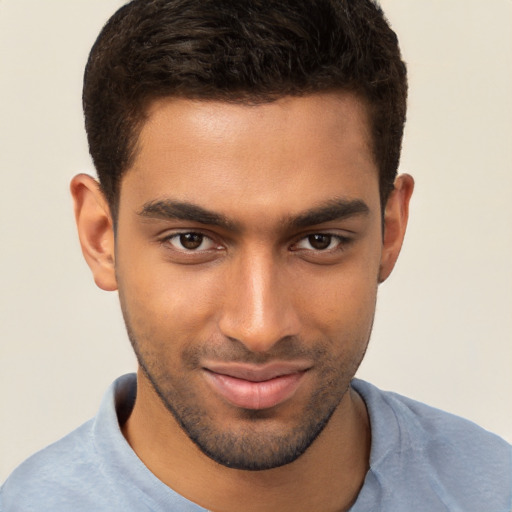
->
[114,93,384,470]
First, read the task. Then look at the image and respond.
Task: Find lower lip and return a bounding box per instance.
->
[203,370,306,410]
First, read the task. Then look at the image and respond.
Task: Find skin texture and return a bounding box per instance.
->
[71,92,413,512]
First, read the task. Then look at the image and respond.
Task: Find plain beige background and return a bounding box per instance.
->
[1,0,511,481]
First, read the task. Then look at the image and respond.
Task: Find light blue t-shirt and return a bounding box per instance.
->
[1,374,511,511]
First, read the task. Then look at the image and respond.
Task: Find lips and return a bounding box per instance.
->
[202,362,309,410]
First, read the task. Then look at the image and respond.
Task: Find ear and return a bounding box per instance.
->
[70,174,118,291]
[378,173,414,283]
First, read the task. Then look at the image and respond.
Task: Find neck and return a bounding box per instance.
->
[122,369,370,512]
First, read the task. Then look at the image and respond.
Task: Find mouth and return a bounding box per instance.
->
[202,362,310,410]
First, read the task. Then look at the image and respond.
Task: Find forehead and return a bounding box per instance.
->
[121,93,379,219]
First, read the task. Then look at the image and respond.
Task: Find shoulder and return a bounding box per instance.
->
[0,420,104,511]
[358,379,510,455]
[1,375,139,512]
[351,379,512,511]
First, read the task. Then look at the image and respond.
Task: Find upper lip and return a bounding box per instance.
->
[202,361,311,382]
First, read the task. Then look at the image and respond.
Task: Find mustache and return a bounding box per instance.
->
[182,335,330,367]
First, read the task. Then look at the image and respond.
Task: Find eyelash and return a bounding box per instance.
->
[291,233,351,253]
[163,232,221,252]
[160,231,351,254]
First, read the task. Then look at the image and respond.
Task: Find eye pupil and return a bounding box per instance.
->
[180,233,203,250]
[308,234,331,250]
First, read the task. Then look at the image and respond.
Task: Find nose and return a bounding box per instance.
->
[218,247,300,353]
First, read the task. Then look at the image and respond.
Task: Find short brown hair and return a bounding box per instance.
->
[83,0,407,213]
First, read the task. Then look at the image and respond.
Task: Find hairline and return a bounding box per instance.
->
[105,87,388,222]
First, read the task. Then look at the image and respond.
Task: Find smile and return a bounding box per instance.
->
[202,362,310,410]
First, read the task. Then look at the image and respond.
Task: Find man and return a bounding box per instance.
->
[1,0,510,510]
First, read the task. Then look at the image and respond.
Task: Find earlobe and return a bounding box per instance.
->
[378,173,414,283]
[70,174,118,291]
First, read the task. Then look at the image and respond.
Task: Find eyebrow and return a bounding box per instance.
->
[138,200,238,231]
[285,198,370,229]
[137,197,369,231]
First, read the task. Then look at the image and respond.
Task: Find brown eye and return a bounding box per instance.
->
[179,233,204,250]
[167,232,216,251]
[307,234,332,250]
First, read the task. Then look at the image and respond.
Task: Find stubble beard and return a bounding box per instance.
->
[137,354,346,471]
[119,298,371,471]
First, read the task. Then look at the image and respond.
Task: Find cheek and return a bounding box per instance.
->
[305,280,377,346]
[295,249,380,333]
[117,254,223,343]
